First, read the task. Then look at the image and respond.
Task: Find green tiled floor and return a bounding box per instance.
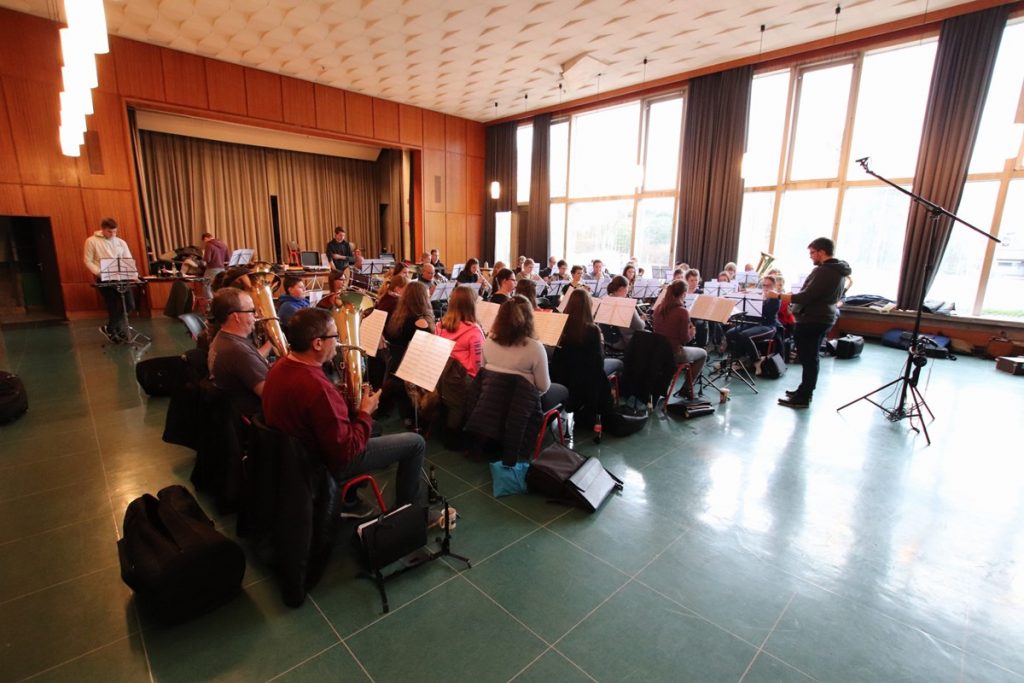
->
[2,317,1023,682]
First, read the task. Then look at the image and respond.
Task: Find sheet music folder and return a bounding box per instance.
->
[394,330,455,393]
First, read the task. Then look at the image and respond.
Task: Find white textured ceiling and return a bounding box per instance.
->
[1,0,978,121]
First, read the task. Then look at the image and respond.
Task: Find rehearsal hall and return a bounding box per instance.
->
[2,1,1024,682]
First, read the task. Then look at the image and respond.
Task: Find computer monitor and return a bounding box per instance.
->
[300,251,321,267]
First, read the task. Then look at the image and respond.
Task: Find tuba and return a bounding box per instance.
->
[756,251,775,277]
[247,261,290,358]
[329,290,375,410]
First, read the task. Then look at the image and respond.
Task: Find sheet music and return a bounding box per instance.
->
[651,266,672,281]
[533,280,548,297]
[431,282,455,302]
[593,278,612,298]
[533,311,568,347]
[359,309,388,357]
[702,281,737,296]
[450,263,465,279]
[593,296,637,327]
[689,295,736,323]
[458,282,482,294]
[475,300,500,334]
[395,330,455,392]
[726,290,764,318]
[631,278,661,299]
[735,271,759,286]
[227,249,254,266]
[307,290,325,306]
[99,257,138,282]
[684,293,698,308]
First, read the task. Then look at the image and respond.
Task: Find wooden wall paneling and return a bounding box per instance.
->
[281,77,316,128]
[95,51,119,94]
[161,50,208,109]
[466,213,483,260]
[445,152,466,214]
[314,84,346,133]
[61,283,103,314]
[0,79,21,184]
[422,110,446,151]
[445,213,467,265]
[80,189,144,275]
[424,211,446,261]
[110,37,165,102]
[4,77,79,187]
[466,155,484,216]
[77,90,132,191]
[466,121,485,158]
[0,8,59,83]
[21,185,86,284]
[445,116,466,155]
[205,60,247,115]
[0,183,25,215]
[423,149,446,213]
[399,104,423,147]
[372,98,400,143]
[345,92,374,138]
[245,68,284,122]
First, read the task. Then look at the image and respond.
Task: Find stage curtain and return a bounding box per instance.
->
[896,5,1008,309]
[267,149,379,258]
[524,113,552,263]
[675,65,752,278]
[483,122,518,263]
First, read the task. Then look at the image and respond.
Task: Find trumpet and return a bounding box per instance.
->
[247,261,290,358]
[329,290,374,411]
[756,251,775,277]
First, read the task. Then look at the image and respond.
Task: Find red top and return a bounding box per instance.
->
[653,304,693,350]
[778,299,796,326]
[262,356,373,478]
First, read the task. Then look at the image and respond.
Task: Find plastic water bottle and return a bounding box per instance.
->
[593,414,603,444]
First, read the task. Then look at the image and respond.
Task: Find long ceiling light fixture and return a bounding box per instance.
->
[58,0,109,157]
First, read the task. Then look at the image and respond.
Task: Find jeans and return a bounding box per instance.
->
[99,283,134,336]
[674,346,707,378]
[793,322,832,397]
[542,382,569,411]
[336,432,425,506]
[204,267,224,300]
[603,358,624,376]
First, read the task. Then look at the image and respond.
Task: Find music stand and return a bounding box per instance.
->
[651,266,672,281]
[228,249,254,267]
[98,257,150,347]
[431,282,456,302]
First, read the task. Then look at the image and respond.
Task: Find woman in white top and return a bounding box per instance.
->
[482,296,568,411]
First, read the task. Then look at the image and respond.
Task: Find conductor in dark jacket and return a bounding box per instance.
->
[765,237,851,408]
[325,227,353,270]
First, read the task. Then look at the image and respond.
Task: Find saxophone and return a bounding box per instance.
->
[247,261,290,358]
[329,290,375,409]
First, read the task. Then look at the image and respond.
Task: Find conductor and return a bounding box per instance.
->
[326,227,353,270]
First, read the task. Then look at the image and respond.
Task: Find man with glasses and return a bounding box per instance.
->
[208,288,272,416]
[263,308,425,511]
[83,217,135,342]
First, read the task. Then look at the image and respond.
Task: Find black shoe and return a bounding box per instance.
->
[99,325,116,342]
[778,395,810,409]
[784,390,812,401]
[339,496,379,521]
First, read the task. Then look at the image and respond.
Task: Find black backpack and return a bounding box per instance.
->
[0,371,28,424]
[526,443,622,512]
[118,485,245,623]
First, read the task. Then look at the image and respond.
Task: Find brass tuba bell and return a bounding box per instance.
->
[329,290,375,410]
[247,261,290,358]
[756,251,775,277]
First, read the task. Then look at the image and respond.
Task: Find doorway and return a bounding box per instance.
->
[0,216,66,324]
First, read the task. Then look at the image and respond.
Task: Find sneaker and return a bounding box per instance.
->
[339,497,379,521]
[778,395,810,409]
[99,325,116,341]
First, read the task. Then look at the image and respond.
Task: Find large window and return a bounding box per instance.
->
[738,39,938,296]
[519,94,684,271]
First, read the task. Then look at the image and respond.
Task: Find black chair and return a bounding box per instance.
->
[178,312,207,341]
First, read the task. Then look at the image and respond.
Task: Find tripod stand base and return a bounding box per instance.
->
[837,374,934,446]
[707,357,758,394]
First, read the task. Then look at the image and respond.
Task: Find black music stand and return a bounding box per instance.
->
[98,257,150,347]
[836,158,999,445]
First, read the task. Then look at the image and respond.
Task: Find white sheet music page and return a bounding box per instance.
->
[533,312,568,346]
[395,331,455,392]
[689,295,736,323]
[475,300,501,334]
[358,309,388,357]
[594,297,636,327]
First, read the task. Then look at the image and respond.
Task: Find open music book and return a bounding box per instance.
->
[533,311,568,347]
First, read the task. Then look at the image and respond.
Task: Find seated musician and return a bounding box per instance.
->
[436,285,484,377]
[517,258,543,282]
[561,265,589,299]
[383,280,434,369]
[621,264,637,296]
[456,258,485,286]
[374,274,407,315]
[429,248,447,277]
[552,289,621,424]
[723,262,738,280]
[540,256,558,279]
[653,280,708,378]
[482,296,568,412]
[489,268,516,305]
[725,275,783,365]
[549,259,569,282]
[418,262,438,290]
[605,275,645,351]
[352,249,364,272]
[208,288,272,416]
[514,278,543,311]
[276,275,310,327]
[588,259,606,280]
[262,308,425,508]
[317,269,348,309]
[513,255,526,275]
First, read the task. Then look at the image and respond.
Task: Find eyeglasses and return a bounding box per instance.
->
[233,309,256,315]
[318,334,339,341]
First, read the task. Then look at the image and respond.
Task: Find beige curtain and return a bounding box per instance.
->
[139,131,274,259]
[268,150,380,257]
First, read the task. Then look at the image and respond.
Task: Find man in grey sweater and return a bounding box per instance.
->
[765,237,852,408]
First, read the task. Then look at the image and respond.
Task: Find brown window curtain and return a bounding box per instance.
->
[267,149,380,259]
[525,113,552,262]
[896,5,1009,310]
[483,122,518,263]
[675,65,752,277]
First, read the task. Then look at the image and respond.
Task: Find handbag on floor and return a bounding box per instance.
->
[0,371,28,424]
[526,443,622,512]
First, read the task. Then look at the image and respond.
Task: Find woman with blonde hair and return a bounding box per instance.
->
[436,285,484,377]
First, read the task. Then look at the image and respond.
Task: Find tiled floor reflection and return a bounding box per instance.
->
[1,317,1023,682]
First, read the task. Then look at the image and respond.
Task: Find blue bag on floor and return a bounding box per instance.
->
[490,461,530,497]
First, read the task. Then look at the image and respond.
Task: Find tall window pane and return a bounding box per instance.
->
[836,187,910,298]
[968,21,1024,174]
[981,179,1024,319]
[550,121,569,198]
[516,124,533,204]
[644,98,683,190]
[789,64,853,181]
[634,197,674,270]
[848,42,936,179]
[569,103,641,197]
[744,71,790,187]
[929,181,998,312]
[736,192,776,268]
[774,189,838,277]
[549,203,566,260]
[565,200,633,270]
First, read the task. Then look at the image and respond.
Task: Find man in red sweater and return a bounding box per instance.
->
[262,308,425,507]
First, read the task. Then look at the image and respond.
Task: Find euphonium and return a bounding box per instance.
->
[756,251,775,277]
[247,261,290,358]
[330,290,374,410]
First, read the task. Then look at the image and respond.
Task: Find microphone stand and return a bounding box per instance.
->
[836,158,999,444]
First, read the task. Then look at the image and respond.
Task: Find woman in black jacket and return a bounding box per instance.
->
[551,289,620,426]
